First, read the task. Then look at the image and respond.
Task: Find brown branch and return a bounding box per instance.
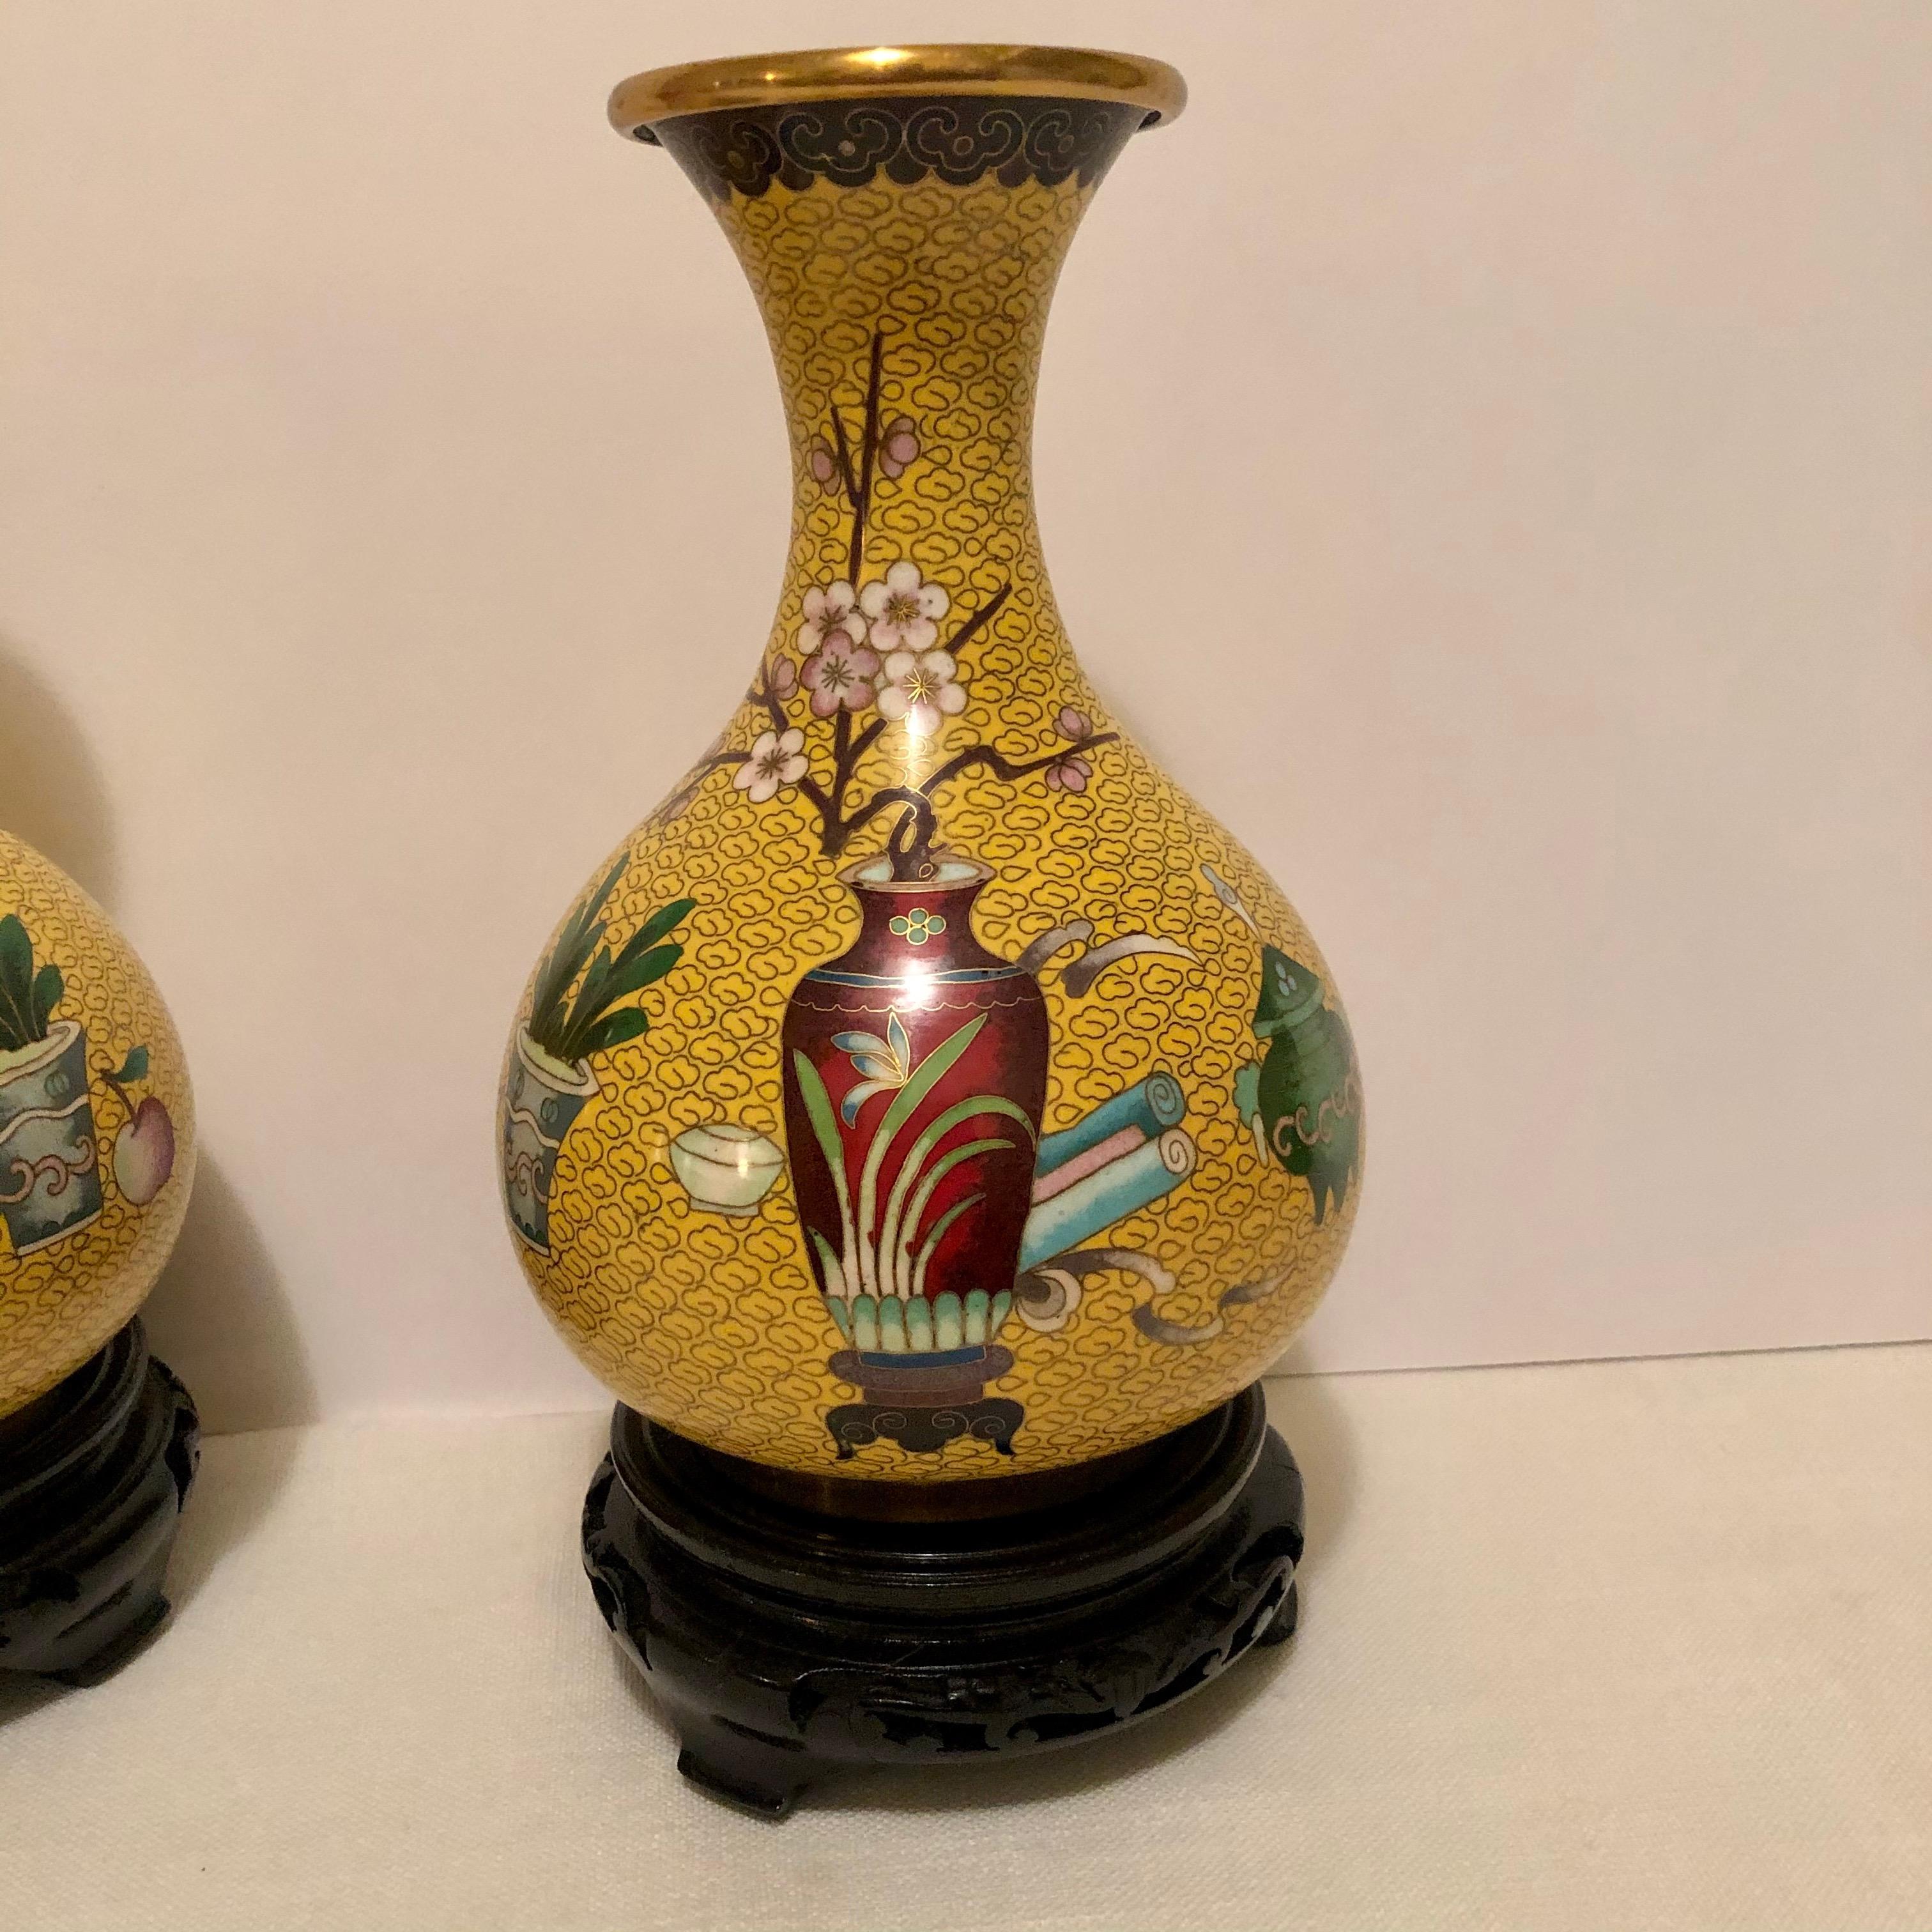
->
[755,676,790,739]
[825,710,880,843]
[887,729,1118,878]
[849,327,885,583]
[793,769,836,822]
[916,732,1121,800]
[825,709,854,818]
[826,712,1118,873]
[664,649,1106,872]
[659,722,848,844]
[648,749,749,826]
[885,802,937,880]
[827,402,858,504]
[942,583,1013,661]
[835,785,936,864]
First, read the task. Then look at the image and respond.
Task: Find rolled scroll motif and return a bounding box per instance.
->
[652,96,1144,202]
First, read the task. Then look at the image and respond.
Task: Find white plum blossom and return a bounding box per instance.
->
[796,581,864,656]
[859,560,949,655]
[877,647,967,738]
[734,727,808,803]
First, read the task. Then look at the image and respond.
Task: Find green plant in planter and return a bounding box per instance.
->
[0,913,64,1053]
[525,857,694,1068]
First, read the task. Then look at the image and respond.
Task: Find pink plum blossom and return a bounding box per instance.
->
[1056,705,1092,741]
[801,632,880,717]
[859,560,949,655]
[734,727,808,803]
[807,437,839,488]
[877,647,967,738]
[1044,753,1093,793]
[765,657,799,700]
[796,581,865,656]
[876,415,920,480]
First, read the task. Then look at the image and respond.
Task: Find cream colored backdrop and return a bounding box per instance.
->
[1,2,1925,1429]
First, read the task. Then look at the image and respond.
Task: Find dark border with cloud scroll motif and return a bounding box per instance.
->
[643,96,1143,203]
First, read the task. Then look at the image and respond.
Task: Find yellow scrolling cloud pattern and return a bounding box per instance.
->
[509,162,1360,1479]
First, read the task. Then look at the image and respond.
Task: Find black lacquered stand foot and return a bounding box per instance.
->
[0,1318,200,1684]
[583,1383,1303,1818]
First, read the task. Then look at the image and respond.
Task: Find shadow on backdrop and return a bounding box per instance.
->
[0,638,119,908]
[143,1154,316,1436]
[141,1156,316,1609]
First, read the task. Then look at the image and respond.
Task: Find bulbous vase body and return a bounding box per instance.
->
[501,49,1363,1484]
[0,831,195,1418]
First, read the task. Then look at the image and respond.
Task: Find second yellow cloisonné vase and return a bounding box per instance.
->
[502,45,1364,1489]
[0,827,201,1682]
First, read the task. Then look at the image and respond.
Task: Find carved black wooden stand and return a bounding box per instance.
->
[0,1318,200,1684]
[583,1381,1302,1816]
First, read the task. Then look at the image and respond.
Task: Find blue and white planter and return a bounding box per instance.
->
[0,1018,103,1255]
[502,1027,599,1254]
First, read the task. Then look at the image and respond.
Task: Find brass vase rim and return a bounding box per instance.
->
[608,43,1186,140]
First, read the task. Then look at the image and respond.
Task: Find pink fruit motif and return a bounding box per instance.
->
[112,1096,175,1206]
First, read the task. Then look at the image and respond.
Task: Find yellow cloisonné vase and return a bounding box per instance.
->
[502,45,1363,1486]
[0,831,195,1422]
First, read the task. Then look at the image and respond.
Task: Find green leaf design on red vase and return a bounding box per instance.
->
[792,1013,1036,1310]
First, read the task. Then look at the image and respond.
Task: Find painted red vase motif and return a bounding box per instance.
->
[781,855,1047,1405]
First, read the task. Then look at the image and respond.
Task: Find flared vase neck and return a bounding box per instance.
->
[651,95,1144,586]
[625,75,1167,880]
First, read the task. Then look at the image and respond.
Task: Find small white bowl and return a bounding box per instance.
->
[668,1121,784,1217]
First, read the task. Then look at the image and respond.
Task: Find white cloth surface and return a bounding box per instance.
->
[2,1346,1928,1931]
